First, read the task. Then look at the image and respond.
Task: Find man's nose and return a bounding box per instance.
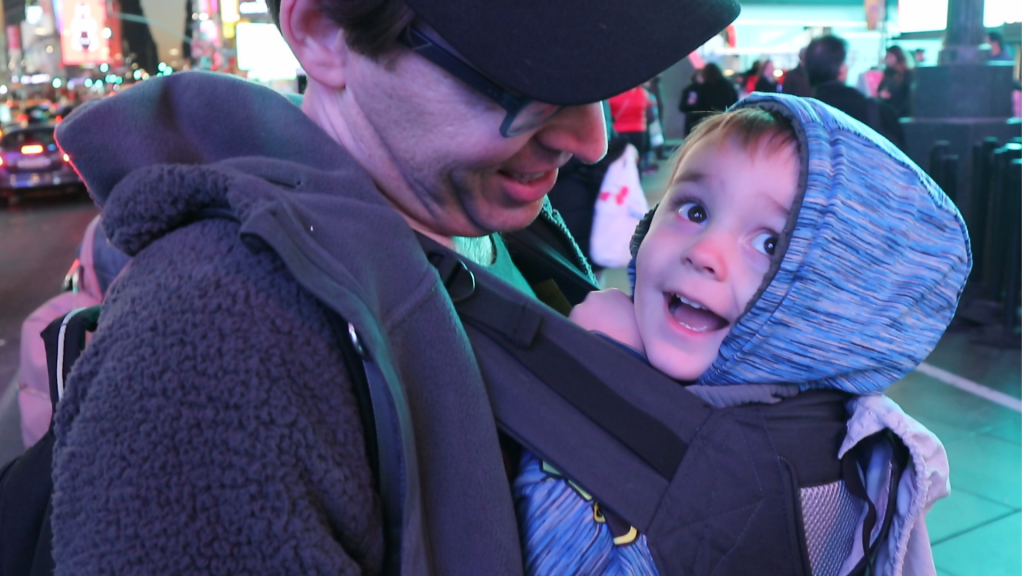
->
[534,102,608,165]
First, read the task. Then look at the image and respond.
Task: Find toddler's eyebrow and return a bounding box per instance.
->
[765,195,792,217]
[672,170,708,185]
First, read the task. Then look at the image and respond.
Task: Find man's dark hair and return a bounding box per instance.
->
[988,30,1006,50]
[267,0,415,60]
[702,62,726,85]
[804,34,848,87]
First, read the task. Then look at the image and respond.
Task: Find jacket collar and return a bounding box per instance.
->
[56,71,351,207]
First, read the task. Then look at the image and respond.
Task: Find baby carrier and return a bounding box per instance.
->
[415,226,909,576]
[0,212,908,576]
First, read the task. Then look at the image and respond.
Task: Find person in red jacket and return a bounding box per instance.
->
[608,85,651,170]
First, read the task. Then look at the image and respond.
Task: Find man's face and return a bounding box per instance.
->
[632,134,799,381]
[335,35,608,238]
[988,35,1002,55]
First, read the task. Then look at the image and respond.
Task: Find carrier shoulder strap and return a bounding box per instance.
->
[421,235,715,531]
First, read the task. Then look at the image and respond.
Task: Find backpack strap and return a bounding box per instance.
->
[40,305,101,415]
[322,313,408,576]
[195,206,406,574]
[220,203,416,576]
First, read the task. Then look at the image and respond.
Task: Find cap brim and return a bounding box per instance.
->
[405,0,741,105]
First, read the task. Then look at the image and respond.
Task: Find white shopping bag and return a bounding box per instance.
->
[589,144,649,268]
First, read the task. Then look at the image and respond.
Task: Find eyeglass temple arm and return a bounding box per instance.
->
[401,28,529,114]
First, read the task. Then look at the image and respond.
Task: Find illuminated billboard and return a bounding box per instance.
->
[236,22,300,79]
[899,0,1022,33]
[58,0,111,66]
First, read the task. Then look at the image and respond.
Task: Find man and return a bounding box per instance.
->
[48,0,739,575]
[988,30,1015,62]
[781,47,812,97]
[805,34,906,150]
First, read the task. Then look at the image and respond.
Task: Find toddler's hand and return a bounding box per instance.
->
[569,289,644,353]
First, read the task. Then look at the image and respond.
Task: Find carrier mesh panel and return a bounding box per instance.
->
[800,480,862,576]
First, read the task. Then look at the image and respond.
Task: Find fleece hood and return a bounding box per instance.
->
[54,72,354,210]
[668,93,970,394]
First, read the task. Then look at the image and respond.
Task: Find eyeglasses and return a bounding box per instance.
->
[399,27,563,137]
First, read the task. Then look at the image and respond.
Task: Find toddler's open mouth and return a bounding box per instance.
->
[666,293,730,333]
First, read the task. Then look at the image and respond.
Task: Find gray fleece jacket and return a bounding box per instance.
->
[51,71,529,576]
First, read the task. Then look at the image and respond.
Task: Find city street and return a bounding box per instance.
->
[0,193,97,464]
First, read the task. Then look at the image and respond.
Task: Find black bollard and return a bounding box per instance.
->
[974,158,1022,348]
[969,137,1001,281]
[958,142,1022,326]
[941,154,959,205]
[999,159,1021,332]
[981,143,1022,301]
[929,141,951,190]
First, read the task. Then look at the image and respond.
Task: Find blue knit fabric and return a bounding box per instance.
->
[515,452,659,576]
[696,94,971,393]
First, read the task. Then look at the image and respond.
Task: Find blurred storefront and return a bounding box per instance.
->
[0,0,143,100]
[892,0,1019,75]
[192,0,301,93]
[659,0,1022,140]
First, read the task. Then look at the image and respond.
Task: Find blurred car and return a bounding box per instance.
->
[0,124,83,206]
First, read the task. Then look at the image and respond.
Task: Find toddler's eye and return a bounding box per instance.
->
[678,202,707,223]
[754,232,779,256]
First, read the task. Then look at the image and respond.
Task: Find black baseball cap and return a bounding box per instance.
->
[267,0,740,105]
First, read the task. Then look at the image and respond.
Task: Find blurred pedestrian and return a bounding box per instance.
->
[741,60,762,95]
[645,86,665,168]
[1014,81,1022,118]
[806,34,905,150]
[679,69,704,136]
[688,63,739,132]
[754,60,780,93]
[877,45,913,117]
[988,31,1015,62]
[782,47,813,97]
[608,84,652,170]
[647,74,669,160]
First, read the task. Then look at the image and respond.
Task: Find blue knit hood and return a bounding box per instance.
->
[636,93,971,394]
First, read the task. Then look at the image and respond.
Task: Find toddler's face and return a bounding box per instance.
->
[633,134,799,381]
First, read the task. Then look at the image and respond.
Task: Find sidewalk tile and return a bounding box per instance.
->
[931,512,1021,576]
[943,434,1022,508]
[927,488,1016,543]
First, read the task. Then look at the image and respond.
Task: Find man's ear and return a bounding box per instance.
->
[838,63,848,83]
[278,0,348,89]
